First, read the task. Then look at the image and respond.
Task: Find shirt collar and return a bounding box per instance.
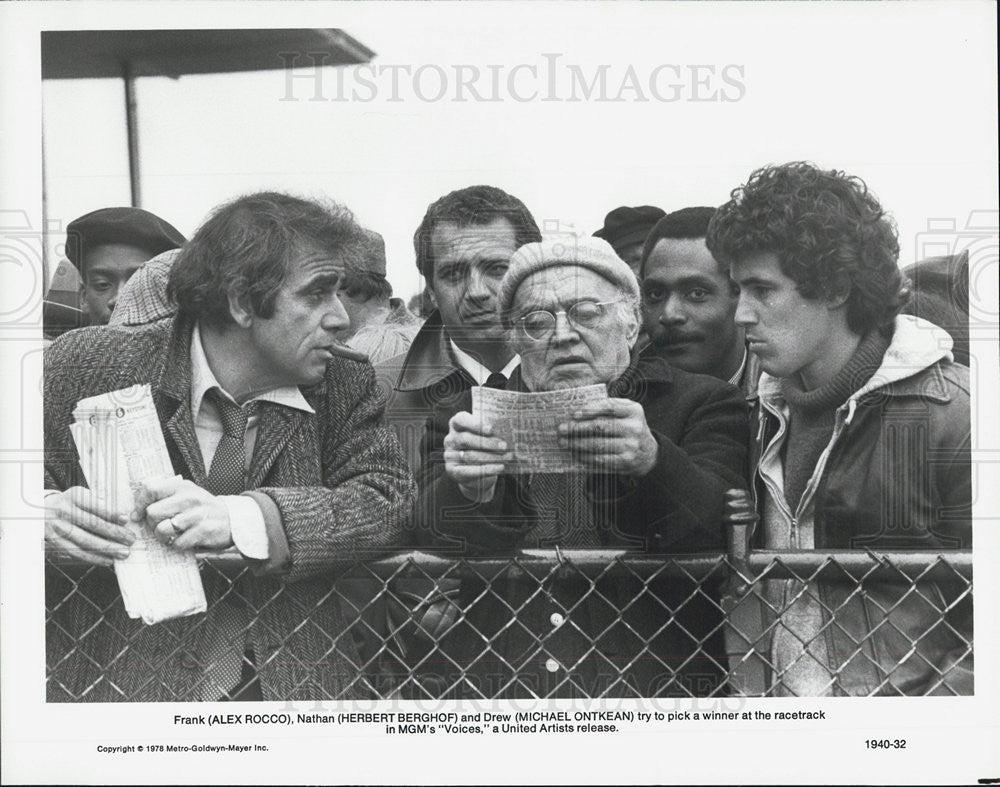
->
[448,339,519,386]
[189,323,316,416]
[727,347,748,387]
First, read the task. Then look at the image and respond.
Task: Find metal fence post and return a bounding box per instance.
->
[721,488,769,697]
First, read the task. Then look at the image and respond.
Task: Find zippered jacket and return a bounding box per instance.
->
[747,315,972,695]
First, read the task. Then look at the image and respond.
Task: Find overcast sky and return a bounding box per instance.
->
[41,5,998,303]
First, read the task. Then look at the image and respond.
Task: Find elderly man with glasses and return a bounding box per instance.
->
[415,237,748,699]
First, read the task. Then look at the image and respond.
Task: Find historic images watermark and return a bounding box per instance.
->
[278,52,746,104]
[914,210,998,332]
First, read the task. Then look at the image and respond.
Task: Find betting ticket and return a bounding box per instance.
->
[70,384,207,625]
[471,383,609,473]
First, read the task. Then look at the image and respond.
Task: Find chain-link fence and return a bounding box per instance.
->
[45,520,972,701]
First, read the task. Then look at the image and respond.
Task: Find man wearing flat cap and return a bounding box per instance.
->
[415,236,748,698]
[593,205,666,277]
[65,206,186,326]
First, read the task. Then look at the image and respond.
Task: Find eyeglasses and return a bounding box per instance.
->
[515,299,623,341]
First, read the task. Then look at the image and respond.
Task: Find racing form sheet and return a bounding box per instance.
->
[472,383,608,473]
[70,384,206,625]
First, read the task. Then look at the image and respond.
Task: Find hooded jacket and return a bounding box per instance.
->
[746,315,972,696]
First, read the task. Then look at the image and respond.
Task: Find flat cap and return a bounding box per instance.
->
[65,207,186,270]
[592,205,666,253]
[499,236,639,327]
[108,248,179,327]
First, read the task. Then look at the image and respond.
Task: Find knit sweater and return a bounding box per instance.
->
[780,329,892,512]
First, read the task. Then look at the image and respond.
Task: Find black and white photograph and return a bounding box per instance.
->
[1,1,997,784]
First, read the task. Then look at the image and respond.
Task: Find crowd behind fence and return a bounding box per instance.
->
[46,518,973,701]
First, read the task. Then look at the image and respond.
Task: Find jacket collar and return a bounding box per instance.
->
[150,316,205,480]
[156,314,196,404]
[394,310,463,391]
[757,314,955,407]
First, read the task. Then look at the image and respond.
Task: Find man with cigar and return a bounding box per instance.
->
[44,192,414,702]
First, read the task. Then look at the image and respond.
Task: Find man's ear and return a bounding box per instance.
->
[826,272,852,310]
[77,282,89,316]
[625,305,641,349]
[227,290,255,328]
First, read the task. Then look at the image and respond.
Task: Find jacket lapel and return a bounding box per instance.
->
[152,317,208,483]
[247,403,305,488]
[163,406,207,483]
[395,310,460,391]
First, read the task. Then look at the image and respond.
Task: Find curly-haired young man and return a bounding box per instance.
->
[707,162,972,697]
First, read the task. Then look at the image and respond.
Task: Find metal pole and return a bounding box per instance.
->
[41,117,50,292]
[123,60,141,207]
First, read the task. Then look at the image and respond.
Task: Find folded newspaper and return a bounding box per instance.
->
[70,384,207,625]
[471,383,609,473]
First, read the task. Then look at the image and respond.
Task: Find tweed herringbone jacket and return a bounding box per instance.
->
[44,316,415,702]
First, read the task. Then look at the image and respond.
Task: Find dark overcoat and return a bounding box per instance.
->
[410,349,749,698]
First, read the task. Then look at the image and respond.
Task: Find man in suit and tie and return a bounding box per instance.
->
[43,191,415,702]
[368,185,541,695]
[376,185,542,477]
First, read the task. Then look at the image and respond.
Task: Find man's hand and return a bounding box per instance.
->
[442,411,513,502]
[133,476,234,551]
[45,487,134,567]
[558,398,659,477]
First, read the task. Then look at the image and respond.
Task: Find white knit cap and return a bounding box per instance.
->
[498,236,639,327]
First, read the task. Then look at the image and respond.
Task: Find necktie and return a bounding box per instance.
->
[484,372,507,390]
[205,388,255,495]
[201,387,260,700]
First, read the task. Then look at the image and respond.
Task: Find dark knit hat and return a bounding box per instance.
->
[593,205,666,254]
[65,207,186,271]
